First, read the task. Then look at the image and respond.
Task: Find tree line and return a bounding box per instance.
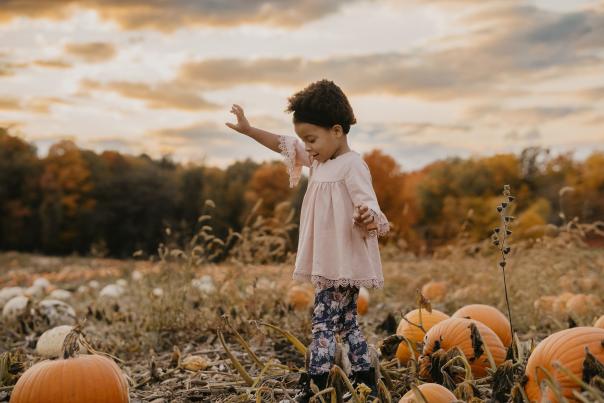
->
[1,128,602,258]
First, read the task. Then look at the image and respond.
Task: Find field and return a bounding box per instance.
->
[0,229,603,402]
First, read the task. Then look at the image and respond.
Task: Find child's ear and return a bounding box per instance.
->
[332,124,344,138]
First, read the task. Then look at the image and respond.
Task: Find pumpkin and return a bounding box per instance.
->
[36,326,86,358]
[422,317,507,378]
[399,383,456,402]
[286,285,314,310]
[524,326,604,402]
[594,315,604,329]
[10,328,129,403]
[396,309,449,364]
[452,304,512,346]
[565,293,591,316]
[421,281,447,302]
[357,287,370,315]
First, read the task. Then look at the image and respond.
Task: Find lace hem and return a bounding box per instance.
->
[277,135,302,188]
[293,272,384,289]
[352,209,390,238]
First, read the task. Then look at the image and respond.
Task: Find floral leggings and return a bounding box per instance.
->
[308,285,371,375]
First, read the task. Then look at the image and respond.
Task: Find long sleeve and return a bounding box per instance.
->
[344,159,390,238]
[277,135,311,188]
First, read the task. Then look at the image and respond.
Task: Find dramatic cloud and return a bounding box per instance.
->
[80,79,219,111]
[0,0,359,31]
[64,42,117,63]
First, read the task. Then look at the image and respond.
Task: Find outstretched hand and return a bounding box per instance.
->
[225,104,251,135]
[354,204,378,231]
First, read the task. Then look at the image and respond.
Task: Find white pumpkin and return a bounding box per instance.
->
[100,284,125,298]
[32,277,51,290]
[48,289,72,301]
[0,287,23,308]
[116,278,128,288]
[35,299,76,327]
[131,270,144,281]
[36,325,87,358]
[152,287,164,297]
[24,285,45,298]
[192,275,215,294]
[2,295,29,321]
[88,280,100,289]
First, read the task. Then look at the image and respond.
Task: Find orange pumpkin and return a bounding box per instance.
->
[422,317,507,378]
[399,383,456,402]
[565,293,591,316]
[10,354,129,402]
[286,285,314,310]
[452,304,512,346]
[396,309,449,364]
[421,281,447,302]
[524,326,604,402]
[594,315,604,329]
[357,286,369,316]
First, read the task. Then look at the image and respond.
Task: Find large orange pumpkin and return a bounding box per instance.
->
[399,383,456,402]
[452,304,512,346]
[422,317,507,378]
[10,354,129,402]
[524,326,604,402]
[396,309,449,364]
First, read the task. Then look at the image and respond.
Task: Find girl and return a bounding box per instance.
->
[225,79,389,401]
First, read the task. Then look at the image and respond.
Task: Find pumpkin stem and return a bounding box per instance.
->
[62,324,83,359]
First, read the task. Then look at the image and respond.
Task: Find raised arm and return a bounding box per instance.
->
[225,104,281,153]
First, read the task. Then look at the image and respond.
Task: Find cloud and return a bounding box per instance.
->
[0,96,69,114]
[465,105,590,126]
[504,128,542,141]
[64,41,117,63]
[80,79,219,111]
[0,1,359,31]
[33,59,73,69]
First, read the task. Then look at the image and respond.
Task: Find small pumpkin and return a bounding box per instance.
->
[395,309,449,364]
[421,281,447,302]
[421,317,507,378]
[399,383,456,402]
[452,304,512,346]
[286,285,314,310]
[524,326,604,402]
[10,327,129,403]
[565,293,591,316]
[357,286,370,316]
[594,315,604,329]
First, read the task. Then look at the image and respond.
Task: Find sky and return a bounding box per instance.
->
[0,0,603,171]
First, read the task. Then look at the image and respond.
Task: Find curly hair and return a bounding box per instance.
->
[285,79,356,134]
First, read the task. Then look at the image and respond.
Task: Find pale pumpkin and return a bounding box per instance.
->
[357,286,370,316]
[422,317,507,378]
[395,309,449,364]
[594,315,604,329]
[452,304,512,346]
[524,326,604,402]
[399,383,456,402]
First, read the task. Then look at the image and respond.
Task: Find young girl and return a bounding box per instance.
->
[225,79,389,401]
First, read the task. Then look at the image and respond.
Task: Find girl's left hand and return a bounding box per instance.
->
[354,204,377,230]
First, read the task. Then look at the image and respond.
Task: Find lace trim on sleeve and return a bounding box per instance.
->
[352,209,390,238]
[277,135,302,188]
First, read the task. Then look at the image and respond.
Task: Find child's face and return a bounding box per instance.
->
[294,122,344,163]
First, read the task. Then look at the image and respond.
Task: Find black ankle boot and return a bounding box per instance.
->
[294,372,329,402]
[351,367,378,399]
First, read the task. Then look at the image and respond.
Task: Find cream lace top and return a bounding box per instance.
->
[278,135,390,289]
